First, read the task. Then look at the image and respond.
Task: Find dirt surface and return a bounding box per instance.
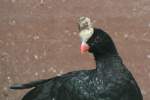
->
[0,0,150,100]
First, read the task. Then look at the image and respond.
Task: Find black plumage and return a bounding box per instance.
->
[10,28,143,100]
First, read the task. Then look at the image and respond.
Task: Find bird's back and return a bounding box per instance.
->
[23,68,142,100]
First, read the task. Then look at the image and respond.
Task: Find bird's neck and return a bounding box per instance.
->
[94,54,123,71]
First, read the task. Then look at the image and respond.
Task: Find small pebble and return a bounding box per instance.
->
[64,30,69,33]
[73,32,77,35]
[34,55,39,60]
[52,69,57,73]
[148,23,150,27]
[9,19,16,26]
[124,34,129,38]
[40,0,44,4]
[35,72,38,76]
[57,70,64,76]
[33,35,40,40]
[11,0,16,3]
[146,55,150,59]
[7,76,11,80]
[3,87,7,91]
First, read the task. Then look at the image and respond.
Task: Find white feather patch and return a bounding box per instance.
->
[79,28,94,42]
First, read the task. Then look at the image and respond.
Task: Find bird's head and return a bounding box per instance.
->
[78,16,117,56]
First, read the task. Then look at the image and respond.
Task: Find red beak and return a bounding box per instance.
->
[80,42,90,53]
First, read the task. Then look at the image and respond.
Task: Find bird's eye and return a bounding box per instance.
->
[95,36,100,43]
[87,36,101,47]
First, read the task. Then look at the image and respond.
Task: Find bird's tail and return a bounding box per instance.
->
[9,79,50,90]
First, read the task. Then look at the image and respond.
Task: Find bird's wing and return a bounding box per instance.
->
[54,70,91,100]
[22,77,58,100]
[22,70,88,100]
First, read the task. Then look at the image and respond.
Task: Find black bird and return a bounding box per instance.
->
[10,16,143,100]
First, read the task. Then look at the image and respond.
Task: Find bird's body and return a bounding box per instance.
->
[10,18,143,100]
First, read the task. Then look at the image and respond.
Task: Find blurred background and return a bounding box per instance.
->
[0,0,150,100]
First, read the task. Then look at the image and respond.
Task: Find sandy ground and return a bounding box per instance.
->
[0,0,150,100]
